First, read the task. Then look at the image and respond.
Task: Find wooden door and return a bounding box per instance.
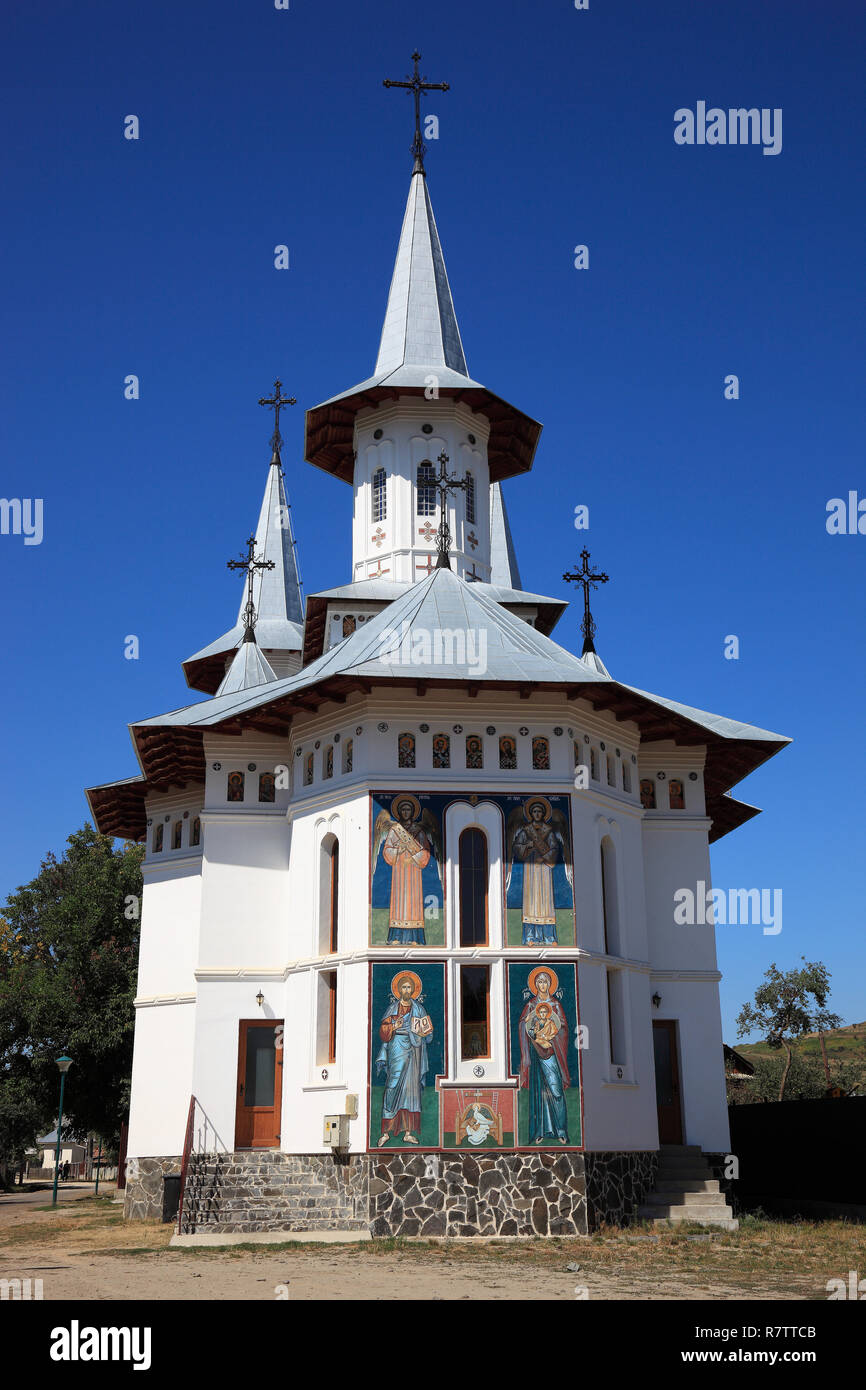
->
[652,1019,683,1144]
[235,1020,283,1149]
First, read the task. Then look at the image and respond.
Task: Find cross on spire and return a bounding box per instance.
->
[258,378,296,460]
[430,450,468,570]
[227,535,276,642]
[562,548,610,656]
[383,50,449,174]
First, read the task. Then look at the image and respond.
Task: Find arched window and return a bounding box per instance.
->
[499,735,517,770]
[398,732,416,768]
[459,828,488,946]
[416,461,436,516]
[432,732,450,769]
[227,771,244,802]
[172,820,183,850]
[372,467,387,523]
[259,772,276,803]
[153,823,164,853]
[600,837,620,955]
[640,779,656,809]
[465,735,483,770]
[319,835,340,954]
[532,736,550,771]
[465,471,476,524]
[342,615,356,638]
[669,779,685,810]
[191,817,201,847]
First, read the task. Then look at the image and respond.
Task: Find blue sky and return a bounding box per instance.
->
[1,0,863,1041]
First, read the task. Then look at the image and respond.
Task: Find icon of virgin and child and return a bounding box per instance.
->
[517,967,571,1145]
[375,971,434,1147]
[372,795,443,945]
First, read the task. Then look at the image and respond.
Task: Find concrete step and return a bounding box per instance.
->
[644,1190,729,1208]
[655,1178,720,1194]
[639,1202,735,1223]
[659,1145,703,1155]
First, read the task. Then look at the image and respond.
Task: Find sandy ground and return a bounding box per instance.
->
[1,1187,863,1300]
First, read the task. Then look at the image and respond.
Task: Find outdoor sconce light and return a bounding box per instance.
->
[652,993,662,1009]
[256,991,264,1008]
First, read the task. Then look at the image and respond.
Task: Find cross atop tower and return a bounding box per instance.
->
[227,535,276,642]
[383,50,449,174]
[258,378,296,459]
[430,450,468,570]
[562,548,610,656]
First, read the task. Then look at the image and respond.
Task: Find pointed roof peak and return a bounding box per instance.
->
[216,639,278,698]
[374,170,468,379]
[489,482,522,590]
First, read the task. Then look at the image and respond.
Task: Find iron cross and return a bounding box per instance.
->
[383,50,449,172]
[258,379,296,454]
[563,548,610,654]
[227,535,276,640]
[431,450,468,570]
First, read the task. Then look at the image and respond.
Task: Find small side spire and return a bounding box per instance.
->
[227,535,276,643]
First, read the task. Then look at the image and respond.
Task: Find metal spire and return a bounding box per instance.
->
[228,536,276,642]
[562,549,610,657]
[383,50,449,175]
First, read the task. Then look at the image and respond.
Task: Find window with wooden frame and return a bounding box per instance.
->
[328,841,339,953]
[460,963,490,1060]
[459,827,488,946]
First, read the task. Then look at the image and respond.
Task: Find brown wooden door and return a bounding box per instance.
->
[652,1019,683,1144]
[234,1020,283,1149]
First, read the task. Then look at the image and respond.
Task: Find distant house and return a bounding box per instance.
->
[724,1045,756,1081]
[27,1132,87,1173]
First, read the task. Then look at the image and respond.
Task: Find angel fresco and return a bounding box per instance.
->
[505,795,573,945]
[372,794,443,945]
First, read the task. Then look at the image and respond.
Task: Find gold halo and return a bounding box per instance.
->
[391,970,423,1000]
[390,793,421,822]
[527,966,558,996]
[523,795,552,822]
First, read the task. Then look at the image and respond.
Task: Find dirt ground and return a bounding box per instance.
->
[1,1187,863,1300]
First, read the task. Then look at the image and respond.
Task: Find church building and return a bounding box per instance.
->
[87,58,788,1237]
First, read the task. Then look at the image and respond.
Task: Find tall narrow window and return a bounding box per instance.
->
[227,771,244,802]
[640,779,656,809]
[153,823,163,853]
[669,779,685,810]
[317,969,338,1066]
[398,732,416,768]
[327,970,338,1065]
[460,964,490,1059]
[606,754,615,786]
[329,842,339,953]
[532,736,550,770]
[622,761,632,793]
[372,467,387,523]
[416,461,436,516]
[465,735,483,770]
[499,735,517,770]
[465,471,476,524]
[459,828,488,946]
[172,821,183,850]
[259,772,276,803]
[600,837,620,955]
[432,732,450,768]
[191,816,201,847]
[590,748,599,781]
[607,969,626,1067]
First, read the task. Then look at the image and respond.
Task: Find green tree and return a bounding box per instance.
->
[0,824,143,1159]
[736,959,842,1102]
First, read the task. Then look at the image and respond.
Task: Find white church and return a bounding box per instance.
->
[88,61,788,1237]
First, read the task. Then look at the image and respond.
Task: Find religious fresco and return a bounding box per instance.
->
[369,963,446,1150]
[440,1087,516,1149]
[369,792,576,947]
[507,963,582,1149]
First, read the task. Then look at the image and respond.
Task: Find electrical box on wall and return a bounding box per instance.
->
[323,1114,350,1148]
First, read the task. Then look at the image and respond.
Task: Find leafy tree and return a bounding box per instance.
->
[0,824,143,1158]
[736,959,842,1102]
[729,1049,861,1105]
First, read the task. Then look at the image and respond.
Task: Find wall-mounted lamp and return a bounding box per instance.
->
[651,992,662,1009]
[256,991,264,1008]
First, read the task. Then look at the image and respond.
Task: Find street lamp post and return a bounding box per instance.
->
[51,1056,73,1208]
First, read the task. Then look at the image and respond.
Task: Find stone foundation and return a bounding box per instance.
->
[129,1149,659,1234]
[123,1156,182,1220]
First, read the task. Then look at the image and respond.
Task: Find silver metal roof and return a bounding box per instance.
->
[489,482,522,590]
[215,639,278,697]
[307,578,565,609]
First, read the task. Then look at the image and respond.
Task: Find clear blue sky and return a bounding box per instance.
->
[2,1,863,1041]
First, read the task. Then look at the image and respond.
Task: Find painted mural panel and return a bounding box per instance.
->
[440,1087,516,1149]
[370,792,576,947]
[507,963,582,1149]
[369,962,446,1149]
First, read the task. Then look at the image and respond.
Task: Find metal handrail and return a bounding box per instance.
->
[176,1095,196,1234]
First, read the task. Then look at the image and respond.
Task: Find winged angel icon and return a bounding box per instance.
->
[372,795,444,944]
[505,796,573,944]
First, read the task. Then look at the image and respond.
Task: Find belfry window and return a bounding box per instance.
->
[460,964,490,1060]
[372,468,387,523]
[227,771,244,802]
[465,471,476,524]
[416,461,436,516]
[459,828,488,947]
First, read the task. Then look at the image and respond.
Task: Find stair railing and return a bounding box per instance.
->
[176,1096,229,1234]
